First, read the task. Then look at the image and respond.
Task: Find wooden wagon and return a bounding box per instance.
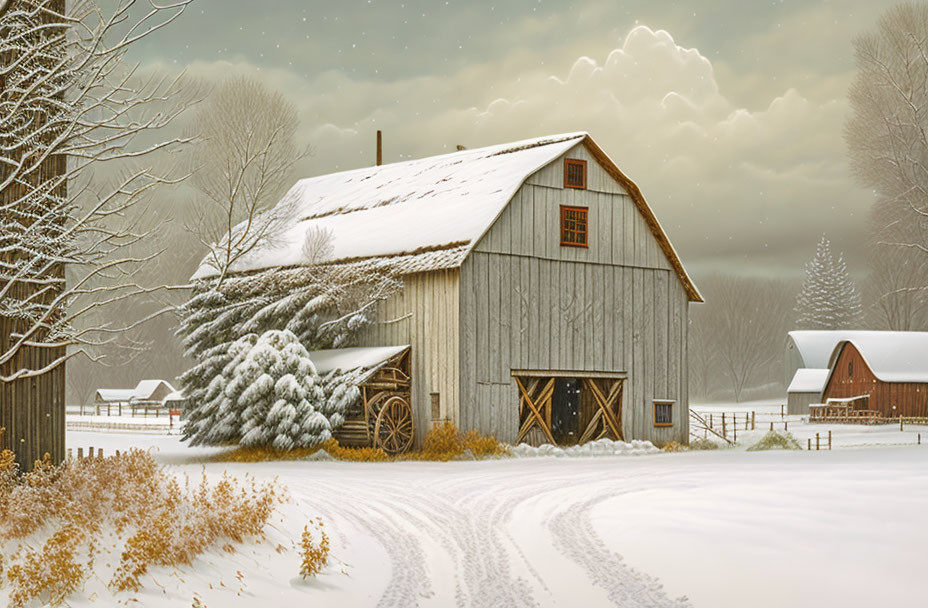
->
[309,345,414,455]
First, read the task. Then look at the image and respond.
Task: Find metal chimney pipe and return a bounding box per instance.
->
[376,130,382,166]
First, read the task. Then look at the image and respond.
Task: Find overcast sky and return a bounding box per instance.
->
[127,0,891,279]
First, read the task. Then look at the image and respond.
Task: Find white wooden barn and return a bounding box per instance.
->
[198,132,702,448]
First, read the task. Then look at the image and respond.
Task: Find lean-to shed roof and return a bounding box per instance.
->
[787,368,829,394]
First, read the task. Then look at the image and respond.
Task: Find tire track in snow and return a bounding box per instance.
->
[274,460,689,607]
[550,492,690,608]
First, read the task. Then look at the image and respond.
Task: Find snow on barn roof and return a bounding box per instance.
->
[787,331,894,369]
[191,132,701,301]
[787,368,829,394]
[826,332,928,384]
[96,389,135,402]
[133,379,176,400]
[309,345,409,378]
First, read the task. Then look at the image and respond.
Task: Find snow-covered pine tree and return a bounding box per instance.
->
[178,263,400,448]
[795,235,863,329]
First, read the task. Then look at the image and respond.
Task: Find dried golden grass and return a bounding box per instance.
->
[210,424,508,463]
[211,439,390,463]
[662,441,688,452]
[299,518,330,579]
[0,448,284,604]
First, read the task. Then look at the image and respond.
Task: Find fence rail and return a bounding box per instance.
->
[68,403,175,417]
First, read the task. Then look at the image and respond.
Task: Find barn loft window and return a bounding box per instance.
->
[564,158,587,189]
[848,360,854,377]
[560,206,588,248]
[653,400,674,427]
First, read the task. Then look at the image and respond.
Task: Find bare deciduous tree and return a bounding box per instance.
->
[0,0,193,382]
[689,275,795,403]
[863,199,928,329]
[846,3,928,255]
[186,76,309,286]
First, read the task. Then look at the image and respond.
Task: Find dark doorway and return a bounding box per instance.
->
[551,377,581,444]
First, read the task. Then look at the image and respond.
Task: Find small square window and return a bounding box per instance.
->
[653,401,674,427]
[564,158,587,189]
[560,205,588,248]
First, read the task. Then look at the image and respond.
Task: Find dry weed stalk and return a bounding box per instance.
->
[299,518,330,579]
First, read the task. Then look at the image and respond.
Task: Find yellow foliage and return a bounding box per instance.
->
[662,441,688,453]
[6,525,86,608]
[212,439,390,463]
[299,518,330,579]
[209,424,508,463]
[0,449,283,603]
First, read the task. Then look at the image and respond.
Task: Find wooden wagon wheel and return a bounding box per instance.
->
[373,395,414,455]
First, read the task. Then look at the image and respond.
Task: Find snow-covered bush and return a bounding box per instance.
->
[184,329,351,450]
[746,431,802,452]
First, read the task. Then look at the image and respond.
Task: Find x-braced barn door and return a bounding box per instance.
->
[579,378,624,443]
[515,377,556,445]
[515,375,624,446]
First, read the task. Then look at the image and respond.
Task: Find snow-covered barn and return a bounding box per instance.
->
[193,132,702,449]
[95,379,177,406]
[821,332,928,419]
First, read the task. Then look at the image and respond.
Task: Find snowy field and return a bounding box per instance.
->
[51,428,928,608]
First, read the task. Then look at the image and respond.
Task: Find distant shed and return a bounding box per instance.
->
[786,368,829,415]
[821,333,928,418]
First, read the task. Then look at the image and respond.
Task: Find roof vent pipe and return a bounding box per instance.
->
[376,130,382,166]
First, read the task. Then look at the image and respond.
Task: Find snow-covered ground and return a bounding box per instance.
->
[52,429,928,608]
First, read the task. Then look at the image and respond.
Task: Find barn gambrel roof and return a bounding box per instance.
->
[193,132,701,302]
[824,332,928,385]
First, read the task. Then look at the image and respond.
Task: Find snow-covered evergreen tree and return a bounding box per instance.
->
[178,264,399,448]
[184,329,356,449]
[795,235,863,329]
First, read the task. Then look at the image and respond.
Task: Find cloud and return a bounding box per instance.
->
[155,24,873,278]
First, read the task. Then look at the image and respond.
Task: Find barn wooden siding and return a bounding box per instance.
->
[460,143,690,446]
[787,392,817,416]
[0,0,69,469]
[823,343,928,418]
[359,269,460,446]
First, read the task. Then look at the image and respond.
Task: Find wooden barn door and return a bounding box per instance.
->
[579,378,624,443]
[515,375,624,446]
[515,377,556,446]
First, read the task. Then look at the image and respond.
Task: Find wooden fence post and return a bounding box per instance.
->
[900,417,904,432]
[769,421,774,432]
[780,404,785,418]
[722,413,727,439]
[752,411,756,430]
[77,447,83,459]
[784,421,789,432]
[807,438,811,451]
[816,433,820,451]
[828,430,832,450]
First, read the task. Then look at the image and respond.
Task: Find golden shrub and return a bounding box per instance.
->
[461,430,508,458]
[0,449,283,603]
[6,525,86,608]
[299,518,330,579]
[662,441,688,453]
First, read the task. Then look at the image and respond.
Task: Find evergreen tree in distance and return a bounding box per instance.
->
[795,235,863,330]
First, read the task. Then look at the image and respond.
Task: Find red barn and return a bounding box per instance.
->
[821,332,928,418]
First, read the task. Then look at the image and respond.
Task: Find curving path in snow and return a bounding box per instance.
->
[59,431,928,608]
